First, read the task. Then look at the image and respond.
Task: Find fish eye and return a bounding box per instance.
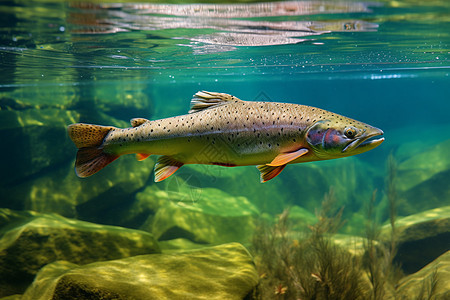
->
[344,127,357,138]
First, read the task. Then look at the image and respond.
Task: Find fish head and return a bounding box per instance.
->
[305,118,384,159]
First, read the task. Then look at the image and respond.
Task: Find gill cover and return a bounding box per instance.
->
[306,120,363,157]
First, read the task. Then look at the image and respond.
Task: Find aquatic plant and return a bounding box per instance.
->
[363,154,440,300]
[252,154,444,300]
[251,189,369,300]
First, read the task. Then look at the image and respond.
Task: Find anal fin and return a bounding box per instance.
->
[267,148,308,167]
[154,155,184,182]
[257,164,286,183]
[76,147,119,177]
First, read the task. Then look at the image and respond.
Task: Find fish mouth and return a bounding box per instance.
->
[342,130,385,153]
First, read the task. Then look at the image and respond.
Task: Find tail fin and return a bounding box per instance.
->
[67,123,119,177]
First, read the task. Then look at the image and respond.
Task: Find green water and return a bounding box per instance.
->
[0,0,449,298]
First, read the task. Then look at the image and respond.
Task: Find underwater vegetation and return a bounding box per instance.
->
[251,190,369,300]
[250,155,442,300]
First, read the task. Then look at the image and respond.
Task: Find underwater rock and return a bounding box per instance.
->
[0,295,22,300]
[0,208,160,297]
[0,107,78,187]
[396,139,450,215]
[381,206,450,274]
[396,250,450,300]
[22,243,258,300]
[141,187,260,244]
[287,205,317,231]
[1,153,154,218]
[158,238,208,253]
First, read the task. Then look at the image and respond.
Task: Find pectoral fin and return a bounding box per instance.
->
[154,156,184,182]
[136,153,151,161]
[267,148,309,166]
[257,164,286,183]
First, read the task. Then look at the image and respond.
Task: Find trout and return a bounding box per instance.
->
[68,91,384,182]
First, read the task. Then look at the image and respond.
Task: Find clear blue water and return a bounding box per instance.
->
[0,0,449,297]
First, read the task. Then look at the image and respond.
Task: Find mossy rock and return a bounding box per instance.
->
[0,295,22,300]
[0,107,79,187]
[143,187,260,244]
[0,209,160,297]
[381,206,450,274]
[22,243,259,300]
[158,238,209,253]
[396,250,450,300]
[396,139,450,215]
[288,205,317,227]
[1,153,154,218]
[396,139,450,192]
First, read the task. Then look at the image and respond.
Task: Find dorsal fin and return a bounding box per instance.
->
[130,118,149,127]
[189,91,243,114]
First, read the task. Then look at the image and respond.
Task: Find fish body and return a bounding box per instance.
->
[68,91,384,182]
